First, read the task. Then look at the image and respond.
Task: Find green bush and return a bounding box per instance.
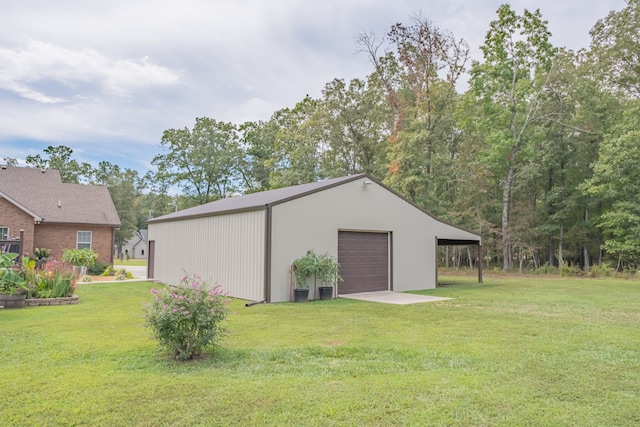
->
[561,264,582,277]
[62,249,98,276]
[588,263,614,278]
[144,274,230,360]
[101,266,116,276]
[531,263,559,275]
[87,261,109,276]
[0,252,27,295]
[116,269,133,280]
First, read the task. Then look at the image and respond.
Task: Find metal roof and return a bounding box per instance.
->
[147,173,481,241]
[148,174,366,223]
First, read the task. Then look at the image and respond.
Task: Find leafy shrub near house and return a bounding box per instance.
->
[87,261,109,276]
[144,274,230,360]
[62,249,98,276]
[116,269,133,280]
[101,265,116,276]
[0,252,27,295]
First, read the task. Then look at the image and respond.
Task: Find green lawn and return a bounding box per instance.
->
[1,276,638,426]
[113,258,147,267]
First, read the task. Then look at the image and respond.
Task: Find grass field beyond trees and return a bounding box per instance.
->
[1,276,638,426]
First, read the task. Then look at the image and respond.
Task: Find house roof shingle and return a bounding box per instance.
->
[0,166,121,226]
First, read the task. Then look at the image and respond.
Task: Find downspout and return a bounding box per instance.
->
[264,204,272,303]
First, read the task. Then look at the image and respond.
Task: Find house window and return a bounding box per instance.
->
[77,231,92,250]
[0,227,8,240]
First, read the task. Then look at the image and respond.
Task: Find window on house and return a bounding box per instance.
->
[0,227,8,240]
[77,231,92,250]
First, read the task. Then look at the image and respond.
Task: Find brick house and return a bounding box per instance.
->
[0,166,121,265]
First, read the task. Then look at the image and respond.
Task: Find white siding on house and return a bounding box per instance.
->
[270,177,479,302]
[149,210,266,301]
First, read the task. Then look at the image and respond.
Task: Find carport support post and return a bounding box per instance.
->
[478,244,483,283]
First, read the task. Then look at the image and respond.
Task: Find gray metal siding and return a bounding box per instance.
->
[148,210,265,301]
[270,177,479,302]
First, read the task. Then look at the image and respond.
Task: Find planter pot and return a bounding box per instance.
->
[318,286,334,300]
[293,288,309,303]
[0,294,26,309]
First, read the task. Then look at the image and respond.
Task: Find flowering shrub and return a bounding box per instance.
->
[145,274,230,360]
[28,259,77,298]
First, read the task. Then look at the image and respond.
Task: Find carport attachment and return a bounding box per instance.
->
[436,238,483,284]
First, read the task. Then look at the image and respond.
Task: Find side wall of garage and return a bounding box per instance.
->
[148,210,266,301]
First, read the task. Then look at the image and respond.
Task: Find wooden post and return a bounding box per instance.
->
[18,229,24,264]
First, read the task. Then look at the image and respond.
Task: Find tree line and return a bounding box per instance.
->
[6,1,640,271]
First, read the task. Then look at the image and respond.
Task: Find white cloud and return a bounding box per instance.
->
[0,0,628,175]
[0,38,180,102]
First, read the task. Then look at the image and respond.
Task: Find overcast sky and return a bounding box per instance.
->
[0,0,626,176]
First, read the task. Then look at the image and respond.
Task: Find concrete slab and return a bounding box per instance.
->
[338,291,452,305]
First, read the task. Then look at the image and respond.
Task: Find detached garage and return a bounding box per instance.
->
[147,174,481,303]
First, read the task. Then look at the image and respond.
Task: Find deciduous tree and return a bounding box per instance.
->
[469,5,556,270]
[152,118,243,206]
[25,145,93,183]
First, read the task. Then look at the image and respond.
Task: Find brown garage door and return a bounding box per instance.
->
[338,231,389,294]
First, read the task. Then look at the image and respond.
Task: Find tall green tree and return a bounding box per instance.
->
[317,77,391,178]
[25,145,93,183]
[237,120,279,193]
[268,96,323,188]
[469,5,556,270]
[91,161,142,256]
[588,0,640,98]
[582,101,640,269]
[152,118,243,206]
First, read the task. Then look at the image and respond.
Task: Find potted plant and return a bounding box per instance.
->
[0,252,28,308]
[316,252,342,300]
[291,250,317,302]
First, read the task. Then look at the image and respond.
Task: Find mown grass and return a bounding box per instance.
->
[113,259,147,267]
[1,276,638,426]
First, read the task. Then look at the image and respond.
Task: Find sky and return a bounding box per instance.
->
[0,0,627,176]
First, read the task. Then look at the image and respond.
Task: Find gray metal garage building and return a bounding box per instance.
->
[147,174,481,303]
